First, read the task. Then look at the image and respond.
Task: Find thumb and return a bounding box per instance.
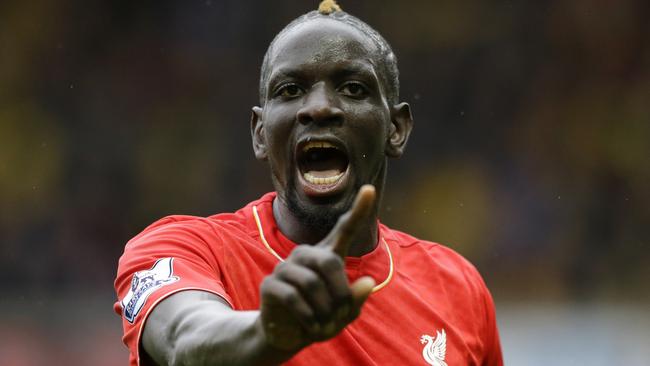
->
[350,276,375,307]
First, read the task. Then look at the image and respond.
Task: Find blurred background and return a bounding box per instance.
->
[1,0,648,364]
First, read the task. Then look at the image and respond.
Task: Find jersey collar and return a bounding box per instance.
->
[250,192,396,287]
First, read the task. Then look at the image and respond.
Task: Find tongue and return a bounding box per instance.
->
[306,169,341,178]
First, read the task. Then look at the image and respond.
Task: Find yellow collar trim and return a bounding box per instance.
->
[252,205,393,293]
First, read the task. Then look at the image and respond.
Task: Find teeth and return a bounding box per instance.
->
[303,172,344,185]
[302,141,338,152]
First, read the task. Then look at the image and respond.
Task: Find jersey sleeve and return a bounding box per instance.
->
[479,277,503,366]
[113,217,232,365]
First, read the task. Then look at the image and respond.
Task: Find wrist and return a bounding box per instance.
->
[252,313,301,365]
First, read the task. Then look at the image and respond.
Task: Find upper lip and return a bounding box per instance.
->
[295,135,348,158]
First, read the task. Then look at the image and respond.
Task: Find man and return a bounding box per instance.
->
[114,1,503,365]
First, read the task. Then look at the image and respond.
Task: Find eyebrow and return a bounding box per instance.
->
[267,69,303,89]
[268,62,378,90]
[333,63,377,80]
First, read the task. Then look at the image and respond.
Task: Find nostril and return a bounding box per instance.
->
[297,104,343,125]
[296,108,314,125]
[296,84,343,125]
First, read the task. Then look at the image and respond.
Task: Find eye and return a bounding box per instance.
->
[339,81,368,98]
[274,83,304,99]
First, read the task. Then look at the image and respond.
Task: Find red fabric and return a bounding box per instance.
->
[114,192,503,365]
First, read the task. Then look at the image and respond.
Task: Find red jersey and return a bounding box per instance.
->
[114,192,502,365]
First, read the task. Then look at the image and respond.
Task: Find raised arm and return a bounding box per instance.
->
[141,186,377,365]
[142,290,290,366]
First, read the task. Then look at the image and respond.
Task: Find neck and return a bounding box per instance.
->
[272,194,380,257]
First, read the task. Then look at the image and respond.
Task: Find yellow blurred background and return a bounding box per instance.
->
[1,0,648,364]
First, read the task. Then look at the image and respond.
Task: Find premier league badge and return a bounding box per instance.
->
[121,257,179,323]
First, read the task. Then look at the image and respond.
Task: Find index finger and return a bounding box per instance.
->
[323,184,376,258]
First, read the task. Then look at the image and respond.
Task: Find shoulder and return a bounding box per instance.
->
[125,215,228,251]
[383,224,488,290]
[134,215,219,238]
[121,193,277,262]
[381,227,502,361]
[128,192,277,248]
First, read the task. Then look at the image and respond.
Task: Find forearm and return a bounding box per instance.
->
[172,310,290,365]
[142,292,295,366]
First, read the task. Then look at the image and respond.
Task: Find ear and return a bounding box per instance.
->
[385,102,413,158]
[250,106,267,160]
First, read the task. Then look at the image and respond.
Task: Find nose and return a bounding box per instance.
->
[296,82,343,125]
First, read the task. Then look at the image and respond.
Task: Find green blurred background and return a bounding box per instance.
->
[1,0,648,364]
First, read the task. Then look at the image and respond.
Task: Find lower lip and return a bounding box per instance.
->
[297,167,351,198]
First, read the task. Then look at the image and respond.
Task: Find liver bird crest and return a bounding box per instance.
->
[420,329,447,366]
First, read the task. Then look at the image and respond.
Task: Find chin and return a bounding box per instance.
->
[286,182,356,235]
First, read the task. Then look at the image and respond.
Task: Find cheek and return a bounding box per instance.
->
[263,105,298,177]
[349,107,390,151]
[265,103,297,139]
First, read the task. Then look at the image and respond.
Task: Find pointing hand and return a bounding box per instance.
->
[258,185,377,351]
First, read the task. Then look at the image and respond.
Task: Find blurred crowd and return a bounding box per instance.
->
[1,0,648,311]
[2,1,649,364]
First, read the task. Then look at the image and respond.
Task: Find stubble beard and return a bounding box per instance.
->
[281,168,358,240]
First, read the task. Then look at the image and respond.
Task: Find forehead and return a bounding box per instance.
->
[267,18,379,77]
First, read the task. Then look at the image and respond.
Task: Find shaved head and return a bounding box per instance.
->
[259,10,400,106]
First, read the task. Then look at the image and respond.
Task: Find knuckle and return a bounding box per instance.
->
[260,277,274,293]
[319,254,343,272]
[301,271,321,291]
[273,261,293,275]
[281,290,299,306]
[290,245,308,256]
[288,245,316,261]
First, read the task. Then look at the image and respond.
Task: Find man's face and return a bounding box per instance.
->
[252,18,410,229]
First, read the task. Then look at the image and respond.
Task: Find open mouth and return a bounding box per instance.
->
[296,140,350,195]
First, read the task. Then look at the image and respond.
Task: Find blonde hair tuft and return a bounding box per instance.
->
[318,0,342,15]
